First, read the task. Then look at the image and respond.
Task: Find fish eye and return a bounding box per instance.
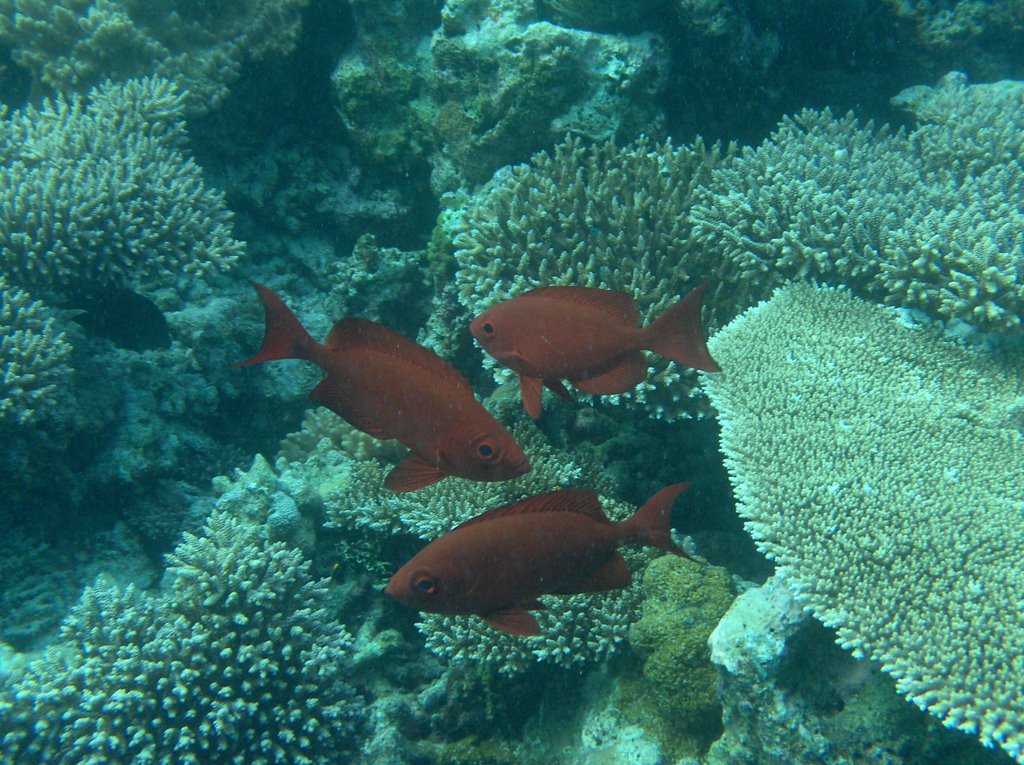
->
[481,321,495,336]
[472,437,500,463]
[411,572,438,596]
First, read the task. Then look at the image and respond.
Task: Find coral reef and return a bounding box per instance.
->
[703,282,1024,762]
[0,0,310,114]
[427,0,668,191]
[445,133,732,420]
[0,511,361,764]
[706,576,1001,765]
[213,415,661,675]
[624,555,735,757]
[887,0,1024,78]
[0,523,155,650]
[0,77,242,306]
[690,72,1024,332]
[536,0,663,33]
[0,278,73,428]
[332,0,669,195]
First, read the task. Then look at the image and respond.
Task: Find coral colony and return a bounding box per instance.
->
[1,2,1023,764]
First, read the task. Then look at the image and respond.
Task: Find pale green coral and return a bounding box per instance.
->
[690,73,1024,332]
[625,555,735,755]
[0,0,310,114]
[0,278,73,427]
[702,282,1024,763]
[0,511,361,765]
[448,133,733,420]
[0,77,242,304]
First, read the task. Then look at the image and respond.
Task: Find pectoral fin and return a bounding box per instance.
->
[482,607,541,636]
[384,455,448,492]
[520,375,544,419]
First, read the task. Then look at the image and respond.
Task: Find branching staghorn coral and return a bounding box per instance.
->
[447,134,734,421]
[0,511,361,765]
[0,77,242,305]
[321,423,668,673]
[278,405,407,465]
[703,282,1024,762]
[0,277,73,427]
[319,419,618,542]
[0,0,310,114]
[216,415,662,674]
[417,539,652,676]
[690,72,1024,333]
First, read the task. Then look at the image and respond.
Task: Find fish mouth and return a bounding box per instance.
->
[509,457,530,477]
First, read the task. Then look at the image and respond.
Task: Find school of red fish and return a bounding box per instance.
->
[238,281,719,635]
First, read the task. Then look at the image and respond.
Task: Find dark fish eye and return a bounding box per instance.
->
[474,438,499,462]
[482,322,494,335]
[412,574,438,595]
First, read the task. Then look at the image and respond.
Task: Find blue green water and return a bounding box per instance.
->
[0,1,1021,763]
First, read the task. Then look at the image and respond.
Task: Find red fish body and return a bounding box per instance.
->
[236,282,529,491]
[385,483,691,635]
[470,285,721,418]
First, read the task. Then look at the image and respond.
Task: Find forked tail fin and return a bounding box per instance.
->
[622,482,692,558]
[234,282,316,367]
[644,283,721,372]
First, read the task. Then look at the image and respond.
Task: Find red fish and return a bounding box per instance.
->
[470,285,721,418]
[236,282,530,491]
[384,483,691,635]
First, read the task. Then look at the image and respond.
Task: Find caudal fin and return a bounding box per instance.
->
[622,482,692,558]
[234,282,315,367]
[644,284,721,372]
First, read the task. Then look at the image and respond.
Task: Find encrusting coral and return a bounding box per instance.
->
[625,555,735,756]
[0,0,310,114]
[702,282,1024,762]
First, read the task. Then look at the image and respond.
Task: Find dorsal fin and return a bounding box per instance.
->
[455,488,610,531]
[518,286,640,326]
[325,317,473,395]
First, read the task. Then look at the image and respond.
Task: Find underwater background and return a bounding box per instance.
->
[1,0,1023,763]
